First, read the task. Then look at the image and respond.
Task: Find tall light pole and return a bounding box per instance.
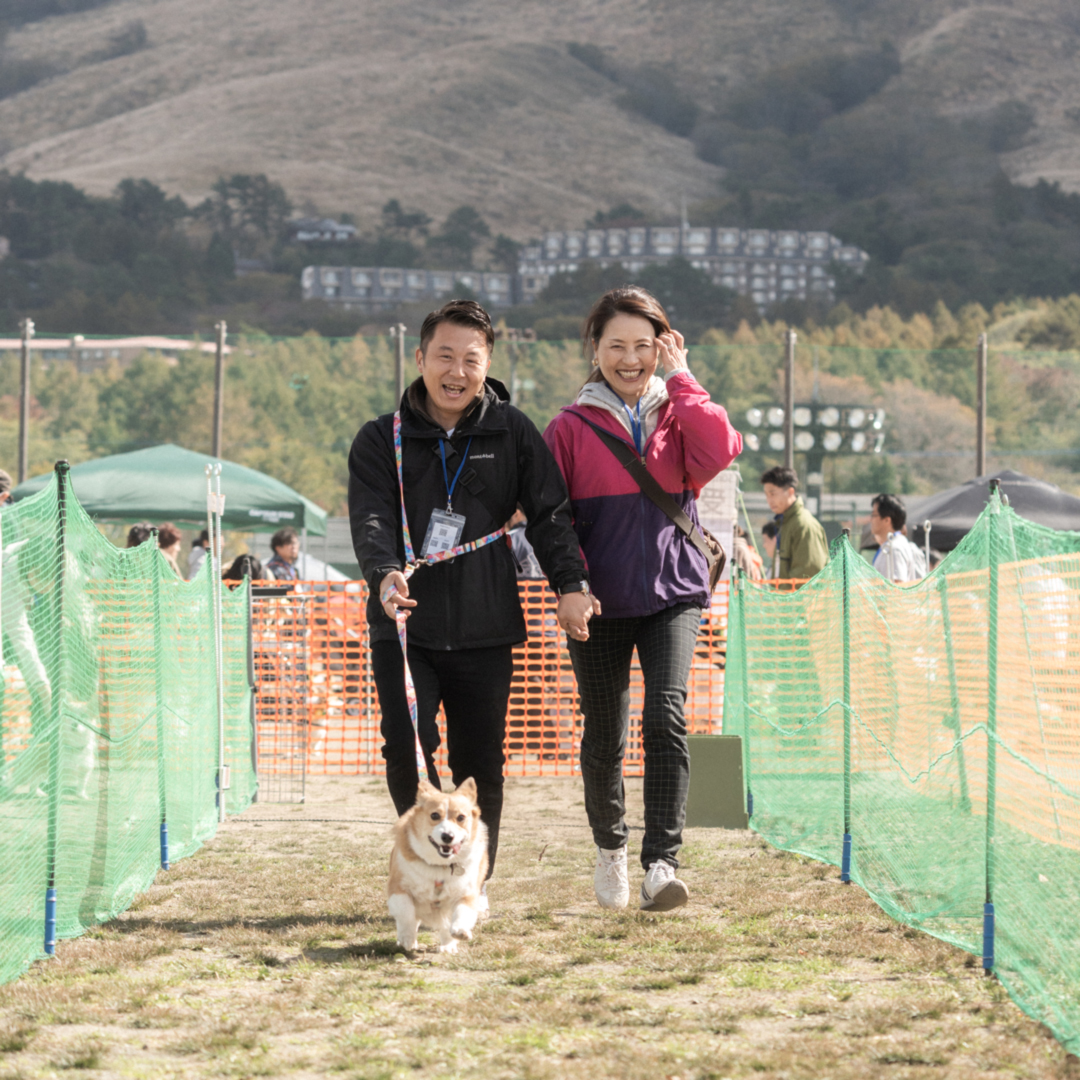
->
[389,323,407,403]
[18,317,34,483]
[507,337,519,407]
[213,320,226,459]
[976,333,988,478]
[783,329,796,471]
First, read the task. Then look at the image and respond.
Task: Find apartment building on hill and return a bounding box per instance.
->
[517,226,869,307]
[300,266,516,311]
[301,226,868,313]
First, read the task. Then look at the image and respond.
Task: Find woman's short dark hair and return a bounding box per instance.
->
[223,554,263,581]
[193,529,210,548]
[761,521,779,539]
[270,527,298,552]
[126,523,152,548]
[581,287,672,383]
[158,522,182,548]
[872,493,907,531]
[419,299,494,355]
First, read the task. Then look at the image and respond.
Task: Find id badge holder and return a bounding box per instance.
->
[421,509,466,558]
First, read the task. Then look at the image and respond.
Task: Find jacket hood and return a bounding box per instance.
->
[574,376,669,440]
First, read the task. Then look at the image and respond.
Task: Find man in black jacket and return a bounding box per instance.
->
[349,300,596,875]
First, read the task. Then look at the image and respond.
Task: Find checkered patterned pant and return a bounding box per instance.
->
[568,602,701,870]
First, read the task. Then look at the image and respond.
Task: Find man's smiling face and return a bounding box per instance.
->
[416,322,491,430]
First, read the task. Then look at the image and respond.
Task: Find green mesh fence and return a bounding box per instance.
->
[0,465,255,985]
[727,492,1080,1052]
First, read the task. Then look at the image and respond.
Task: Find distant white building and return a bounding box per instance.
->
[301,266,517,311]
[288,217,358,243]
[300,226,869,313]
[517,226,869,308]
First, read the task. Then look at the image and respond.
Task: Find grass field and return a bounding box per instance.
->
[0,775,1072,1080]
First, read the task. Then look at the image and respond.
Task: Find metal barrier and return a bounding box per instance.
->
[250,585,309,802]
[249,581,732,782]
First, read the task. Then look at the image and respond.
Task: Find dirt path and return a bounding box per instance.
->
[0,776,1069,1079]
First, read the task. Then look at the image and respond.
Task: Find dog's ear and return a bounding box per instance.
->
[455,777,477,801]
[416,779,441,801]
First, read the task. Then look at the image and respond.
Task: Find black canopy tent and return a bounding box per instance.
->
[909,469,1080,551]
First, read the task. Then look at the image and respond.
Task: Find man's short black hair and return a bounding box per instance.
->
[271,527,298,552]
[761,521,779,539]
[872,493,906,532]
[419,299,495,355]
[761,466,798,490]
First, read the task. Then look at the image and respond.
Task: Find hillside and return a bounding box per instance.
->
[1,0,1079,237]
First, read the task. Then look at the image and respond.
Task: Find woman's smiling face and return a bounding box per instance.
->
[593,312,659,405]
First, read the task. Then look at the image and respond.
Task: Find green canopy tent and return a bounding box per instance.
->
[11,444,328,536]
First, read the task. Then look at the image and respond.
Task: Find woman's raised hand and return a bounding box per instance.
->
[657,330,689,375]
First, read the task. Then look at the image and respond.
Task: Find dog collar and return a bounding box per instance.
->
[434,865,462,891]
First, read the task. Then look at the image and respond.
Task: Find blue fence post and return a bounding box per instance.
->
[983,480,1001,974]
[841,530,853,883]
[983,902,996,973]
[44,460,69,956]
[44,888,56,956]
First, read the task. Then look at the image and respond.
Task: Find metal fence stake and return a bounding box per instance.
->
[841,531,852,883]
[44,460,69,955]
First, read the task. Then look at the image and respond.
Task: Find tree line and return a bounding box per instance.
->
[3,294,1080,515]
[3,159,1080,345]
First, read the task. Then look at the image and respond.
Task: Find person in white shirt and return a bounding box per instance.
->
[869,493,926,583]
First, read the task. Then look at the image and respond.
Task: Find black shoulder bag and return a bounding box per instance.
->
[565,409,727,591]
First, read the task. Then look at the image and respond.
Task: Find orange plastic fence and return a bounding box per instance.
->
[250,581,730,779]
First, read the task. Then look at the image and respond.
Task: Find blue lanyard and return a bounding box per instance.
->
[623,400,643,456]
[439,437,473,511]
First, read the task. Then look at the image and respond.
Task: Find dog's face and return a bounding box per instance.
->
[410,778,481,864]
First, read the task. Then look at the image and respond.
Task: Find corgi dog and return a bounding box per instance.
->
[387,777,489,954]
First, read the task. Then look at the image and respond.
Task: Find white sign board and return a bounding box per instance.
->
[696,468,739,582]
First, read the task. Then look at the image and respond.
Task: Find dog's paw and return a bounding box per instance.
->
[451,926,473,942]
[438,939,460,954]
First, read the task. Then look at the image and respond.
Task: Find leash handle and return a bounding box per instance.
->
[395,568,428,783]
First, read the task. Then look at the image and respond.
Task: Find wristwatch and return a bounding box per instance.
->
[558,580,591,596]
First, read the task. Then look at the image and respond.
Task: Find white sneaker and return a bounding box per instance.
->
[594,846,629,909]
[640,861,689,912]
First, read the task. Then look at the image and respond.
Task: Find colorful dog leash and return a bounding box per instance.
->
[383,412,508,782]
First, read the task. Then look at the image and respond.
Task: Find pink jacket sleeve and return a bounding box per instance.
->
[666,370,743,489]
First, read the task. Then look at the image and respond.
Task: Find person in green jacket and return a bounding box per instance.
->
[761,466,829,581]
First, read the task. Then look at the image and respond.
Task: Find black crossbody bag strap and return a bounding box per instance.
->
[564,409,715,567]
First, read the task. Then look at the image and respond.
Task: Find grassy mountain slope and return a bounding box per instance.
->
[0,0,1078,236]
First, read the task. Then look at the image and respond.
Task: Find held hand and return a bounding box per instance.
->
[557,592,601,641]
[379,570,417,620]
[657,330,689,375]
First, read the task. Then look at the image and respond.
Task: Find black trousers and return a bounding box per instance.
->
[370,639,513,873]
[567,603,701,870]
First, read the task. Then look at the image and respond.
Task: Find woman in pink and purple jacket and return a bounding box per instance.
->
[543,286,742,914]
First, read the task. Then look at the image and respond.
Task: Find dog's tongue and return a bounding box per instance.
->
[450,842,462,855]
